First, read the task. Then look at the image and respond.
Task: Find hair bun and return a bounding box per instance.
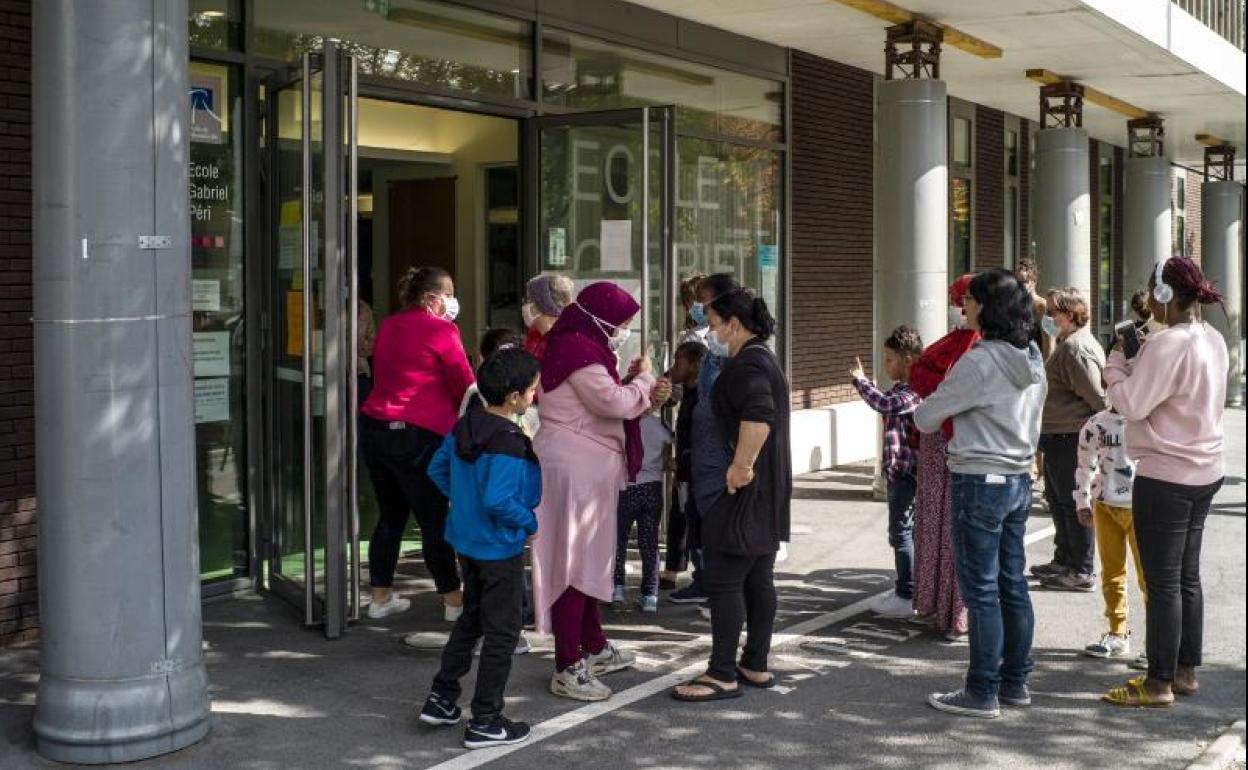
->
[1196,279,1224,305]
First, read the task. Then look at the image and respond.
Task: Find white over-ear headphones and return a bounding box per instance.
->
[1153,260,1174,304]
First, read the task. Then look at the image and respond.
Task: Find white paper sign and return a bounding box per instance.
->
[549,227,568,267]
[600,220,633,272]
[193,332,231,378]
[194,378,230,424]
[192,279,221,312]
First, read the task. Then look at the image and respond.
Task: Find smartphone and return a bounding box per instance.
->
[1114,321,1142,359]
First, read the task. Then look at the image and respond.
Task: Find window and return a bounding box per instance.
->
[1004,120,1021,269]
[1174,174,1188,257]
[1005,186,1019,270]
[1006,130,1019,177]
[253,0,533,99]
[190,60,248,582]
[951,177,972,277]
[541,29,784,144]
[189,0,241,51]
[949,103,974,276]
[952,118,972,166]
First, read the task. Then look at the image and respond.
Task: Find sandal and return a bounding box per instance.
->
[672,676,743,702]
[736,666,776,689]
[1102,676,1174,708]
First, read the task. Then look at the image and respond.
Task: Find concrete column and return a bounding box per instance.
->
[1123,156,1173,298]
[875,78,948,370]
[1035,128,1092,297]
[33,0,210,764]
[1201,180,1244,406]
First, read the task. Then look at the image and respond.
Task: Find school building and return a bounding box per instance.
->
[0,0,1243,762]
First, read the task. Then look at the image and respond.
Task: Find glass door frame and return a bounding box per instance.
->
[522,106,679,366]
[261,42,360,638]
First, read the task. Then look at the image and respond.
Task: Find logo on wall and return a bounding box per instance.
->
[190,74,224,145]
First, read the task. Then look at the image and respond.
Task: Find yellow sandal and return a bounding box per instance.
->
[1103,676,1174,708]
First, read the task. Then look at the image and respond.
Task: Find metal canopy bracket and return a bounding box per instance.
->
[1204,143,1238,182]
[1127,116,1165,158]
[885,20,942,80]
[1040,80,1084,128]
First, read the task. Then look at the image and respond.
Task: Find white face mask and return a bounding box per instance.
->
[706,326,732,357]
[948,305,965,330]
[521,303,540,329]
[608,326,631,352]
[439,295,460,322]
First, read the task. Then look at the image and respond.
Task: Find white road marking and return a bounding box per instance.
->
[425,526,1057,770]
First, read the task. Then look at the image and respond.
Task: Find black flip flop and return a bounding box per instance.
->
[736,667,776,689]
[672,677,743,702]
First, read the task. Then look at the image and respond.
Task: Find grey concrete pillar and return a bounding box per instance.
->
[1035,128,1092,297]
[33,0,210,763]
[1123,156,1173,299]
[1201,180,1244,405]
[875,78,948,374]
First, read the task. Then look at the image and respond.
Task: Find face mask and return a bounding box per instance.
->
[521,303,540,329]
[439,295,461,322]
[607,326,631,352]
[948,306,964,330]
[689,302,708,327]
[1041,315,1057,337]
[706,328,731,358]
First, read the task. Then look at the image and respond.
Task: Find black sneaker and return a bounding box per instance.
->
[668,584,708,604]
[1041,571,1096,592]
[463,714,531,749]
[998,682,1032,707]
[418,693,462,726]
[927,689,1000,719]
[1029,561,1065,579]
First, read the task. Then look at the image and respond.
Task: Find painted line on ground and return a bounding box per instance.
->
[426,525,1056,770]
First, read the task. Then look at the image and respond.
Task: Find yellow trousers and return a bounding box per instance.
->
[1094,501,1148,636]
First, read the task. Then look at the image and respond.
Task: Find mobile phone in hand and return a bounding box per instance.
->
[1114,321,1142,359]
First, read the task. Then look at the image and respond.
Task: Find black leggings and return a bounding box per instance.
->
[360,417,460,594]
[703,550,777,683]
[1133,475,1222,682]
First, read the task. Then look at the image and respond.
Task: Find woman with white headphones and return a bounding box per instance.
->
[1101,257,1228,708]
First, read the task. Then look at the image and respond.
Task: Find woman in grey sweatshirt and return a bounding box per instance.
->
[914,269,1048,720]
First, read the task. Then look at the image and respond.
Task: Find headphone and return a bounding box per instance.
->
[1153,260,1174,304]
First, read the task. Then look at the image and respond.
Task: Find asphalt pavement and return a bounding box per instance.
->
[1,409,1243,770]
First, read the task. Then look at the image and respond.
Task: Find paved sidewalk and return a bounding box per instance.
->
[1,410,1244,769]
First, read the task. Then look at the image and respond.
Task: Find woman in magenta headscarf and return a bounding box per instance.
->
[531,282,670,702]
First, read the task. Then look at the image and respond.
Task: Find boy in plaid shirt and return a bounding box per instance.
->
[851,325,925,618]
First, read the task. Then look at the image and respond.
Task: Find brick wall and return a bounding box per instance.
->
[974,105,1004,270]
[788,50,874,409]
[0,0,35,646]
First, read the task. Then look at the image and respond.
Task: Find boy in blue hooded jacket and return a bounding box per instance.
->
[418,347,541,749]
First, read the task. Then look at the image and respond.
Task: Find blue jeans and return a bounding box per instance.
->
[887,473,917,599]
[950,472,1035,698]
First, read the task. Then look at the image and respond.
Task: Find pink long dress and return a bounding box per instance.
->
[530,365,656,634]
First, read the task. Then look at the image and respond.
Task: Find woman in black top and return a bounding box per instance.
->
[672,288,792,702]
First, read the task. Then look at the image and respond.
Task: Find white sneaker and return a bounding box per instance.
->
[585,641,636,676]
[550,659,611,702]
[367,595,411,619]
[444,603,464,623]
[699,605,712,620]
[1083,632,1131,659]
[870,592,914,619]
[1129,651,1149,670]
[776,541,789,563]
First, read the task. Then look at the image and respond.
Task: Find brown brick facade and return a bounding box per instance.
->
[974,105,1005,270]
[788,50,875,409]
[0,0,35,646]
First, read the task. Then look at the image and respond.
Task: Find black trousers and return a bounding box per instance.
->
[1133,475,1222,682]
[360,416,460,594]
[1041,432,1094,575]
[431,554,525,719]
[664,482,688,573]
[703,549,777,683]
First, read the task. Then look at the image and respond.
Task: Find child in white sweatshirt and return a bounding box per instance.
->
[1074,407,1146,664]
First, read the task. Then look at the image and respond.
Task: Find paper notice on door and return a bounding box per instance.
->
[286,291,304,357]
[600,219,632,272]
[191,279,221,312]
[193,331,231,378]
[194,378,230,424]
[549,227,568,267]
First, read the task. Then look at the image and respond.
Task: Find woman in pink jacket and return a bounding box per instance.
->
[1102,257,1227,708]
[530,282,670,702]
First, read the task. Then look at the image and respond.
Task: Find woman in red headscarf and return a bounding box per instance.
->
[908,274,979,638]
[530,282,671,702]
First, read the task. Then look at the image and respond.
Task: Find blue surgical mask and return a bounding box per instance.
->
[689,302,708,327]
[706,329,731,358]
[1041,315,1057,337]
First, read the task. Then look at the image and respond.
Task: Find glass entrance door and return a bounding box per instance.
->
[264,43,361,638]
[527,107,677,369]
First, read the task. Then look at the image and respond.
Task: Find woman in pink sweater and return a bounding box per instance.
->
[1102,257,1228,708]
